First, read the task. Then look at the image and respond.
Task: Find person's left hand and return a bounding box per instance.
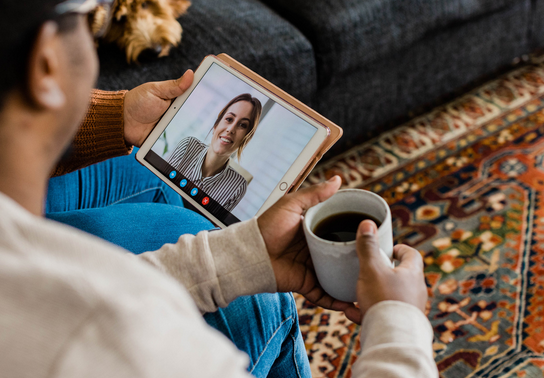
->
[123,70,194,147]
[257,176,362,324]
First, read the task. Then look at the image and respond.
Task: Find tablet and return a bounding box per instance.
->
[136,54,342,228]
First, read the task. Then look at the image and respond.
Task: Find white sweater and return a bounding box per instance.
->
[0,192,437,377]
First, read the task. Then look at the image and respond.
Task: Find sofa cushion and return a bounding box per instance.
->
[97,0,317,105]
[312,1,530,154]
[531,0,544,48]
[259,0,529,88]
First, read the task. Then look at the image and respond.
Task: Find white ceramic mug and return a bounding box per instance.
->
[302,189,394,302]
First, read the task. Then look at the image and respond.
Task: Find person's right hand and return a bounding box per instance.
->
[355,220,427,319]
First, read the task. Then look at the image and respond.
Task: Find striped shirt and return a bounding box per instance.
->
[167,137,247,211]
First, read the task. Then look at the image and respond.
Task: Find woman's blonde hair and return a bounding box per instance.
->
[213,93,262,160]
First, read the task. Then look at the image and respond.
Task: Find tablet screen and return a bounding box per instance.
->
[144,63,318,225]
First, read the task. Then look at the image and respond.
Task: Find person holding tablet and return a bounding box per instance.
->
[167,94,262,211]
[0,1,437,377]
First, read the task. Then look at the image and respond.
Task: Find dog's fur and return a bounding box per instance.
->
[102,0,191,63]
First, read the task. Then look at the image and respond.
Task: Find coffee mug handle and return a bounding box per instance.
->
[379,248,396,268]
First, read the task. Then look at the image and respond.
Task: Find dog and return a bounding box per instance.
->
[99,0,191,63]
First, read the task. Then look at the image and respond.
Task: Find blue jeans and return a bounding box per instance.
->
[45,151,311,378]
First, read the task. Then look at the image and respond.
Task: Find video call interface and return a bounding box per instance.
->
[145,63,319,226]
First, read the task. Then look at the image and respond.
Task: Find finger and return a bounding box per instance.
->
[304,288,360,321]
[393,244,424,270]
[289,175,342,212]
[343,306,363,324]
[356,220,387,269]
[155,70,194,100]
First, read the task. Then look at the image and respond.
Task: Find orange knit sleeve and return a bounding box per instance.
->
[51,89,132,177]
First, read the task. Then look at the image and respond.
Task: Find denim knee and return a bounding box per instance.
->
[276,293,298,325]
[46,203,215,254]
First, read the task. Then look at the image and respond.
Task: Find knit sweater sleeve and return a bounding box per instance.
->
[51,89,132,177]
[352,301,438,377]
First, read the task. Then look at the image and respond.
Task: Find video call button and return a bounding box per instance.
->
[180,179,187,187]
[202,197,210,205]
[169,171,177,179]
[191,188,198,196]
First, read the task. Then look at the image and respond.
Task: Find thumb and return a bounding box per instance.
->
[356,220,384,271]
[154,70,194,100]
[290,175,342,212]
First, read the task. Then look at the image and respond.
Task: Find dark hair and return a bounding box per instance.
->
[0,0,78,109]
[212,93,262,160]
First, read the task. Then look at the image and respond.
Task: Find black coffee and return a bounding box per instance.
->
[313,212,382,242]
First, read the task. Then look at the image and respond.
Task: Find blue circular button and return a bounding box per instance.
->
[169,171,176,179]
[191,188,198,196]
[180,179,187,187]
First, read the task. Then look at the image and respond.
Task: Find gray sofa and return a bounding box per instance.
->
[97,0,542,155]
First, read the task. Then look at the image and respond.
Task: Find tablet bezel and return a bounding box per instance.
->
[136,55,331,228]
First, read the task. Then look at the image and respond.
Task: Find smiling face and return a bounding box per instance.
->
[210,100,254,159]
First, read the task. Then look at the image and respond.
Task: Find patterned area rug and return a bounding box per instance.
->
[299,59,544,377]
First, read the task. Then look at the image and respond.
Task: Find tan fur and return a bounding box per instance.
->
[103,0,191,63]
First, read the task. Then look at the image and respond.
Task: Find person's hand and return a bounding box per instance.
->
[355,220,427,318]
[257,176,361,324]
[123,70,194,147]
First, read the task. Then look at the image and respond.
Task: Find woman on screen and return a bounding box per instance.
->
[167,94,262,211]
